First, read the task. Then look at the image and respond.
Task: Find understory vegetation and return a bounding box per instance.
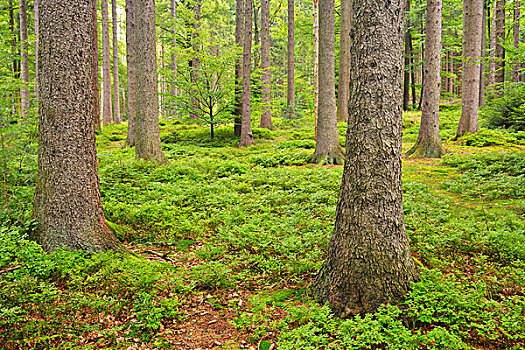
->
[1,107,524,349]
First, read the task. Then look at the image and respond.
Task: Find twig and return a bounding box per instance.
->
[0,265,22,275]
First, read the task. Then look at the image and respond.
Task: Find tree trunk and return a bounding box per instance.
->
[513,0,520,82]
[170,0,177,97]
[488,1,496,86]
[407,0,445,158]
[125,0,136,147]
[121,88,126,121]
[190,0,201,121]
[135,0,167,163]
[34,0,120,253]
[403,0,411,111]
[336,0,350,122]
[479,4,486,106]
[34,0,39,103]
[313,0,319,140]
[310,0,344,164]
[19,0,30,118]
[101,0,113,125]
[312,0,419,317]
[112,0,121,124]
[409,33,417,108]
[253,4,260,68]
[259,0,273,130]
[93,0,101,131]
[457,0,483,138]
[9,0,20,116]
[234,0,244,136]
[239,0,255,147]
[287,0,295,115]
[495,0,505,90]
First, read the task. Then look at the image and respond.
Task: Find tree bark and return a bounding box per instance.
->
[403,0,411,111]
[93,0,101,131]
[479,4,486,106]
[488,1,496,86]
[313,0,319,139]
[19,0,30,118]
[259,0,274,130]
[135,0,167,163]
[287,0,295,115]
[234,0,244,136]
[34,0,39,103]
[190,0,201,121]
[112,0,121,124]
[457,0,483,138]
[239,0,255,147]
[125,0,136,146]
[170,0,177,97]
[336,0,350,122]
[310,0,344,164]
[312,0,418,317]
[407,0,445,158]
[513,0,520,82]
[495,0,505,90]
[101,0,113,125]
[33,0,120,253]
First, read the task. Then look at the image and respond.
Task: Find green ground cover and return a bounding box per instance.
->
[1,107,524,349]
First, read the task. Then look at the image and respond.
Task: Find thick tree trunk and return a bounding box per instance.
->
[101,0,113,125]
[34,0,120,253]
[495,0,505,89]
[125,0,136,147]
[407,0,445,158]
[112,0,121,124]
[488,1,496,86]
[239,0,255,147]
[287,0,295,115]
[234,0,244,136]
[34,0,39,103]
[336,0,350,122]
[479,5,486,106]
[19,0,29,118]
[93,0,101,131]
[312,0,418,317]
[310,0,344,164]
[135,0,167,163]
[313,0,319,139]
[259,0,273,130]
[513,1,520,82]
[457,0,483,138]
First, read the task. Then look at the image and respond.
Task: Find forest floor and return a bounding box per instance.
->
[1,105,525,349]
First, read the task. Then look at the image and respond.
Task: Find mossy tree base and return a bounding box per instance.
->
[406,139,446,158]
[309,145,345,165]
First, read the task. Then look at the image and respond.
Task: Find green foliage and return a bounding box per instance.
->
[482,82,525,131]
[457,129,525,147]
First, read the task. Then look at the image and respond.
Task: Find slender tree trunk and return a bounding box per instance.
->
[125,0,136,146]
[336,0,350,122]
[409,33,417,108]
[313,0,319,139]
[488,1,496,86]
[170,0,177,98]
[121,88,126,121]
[479,5,486,106]
[457,0,483,138]
[34,0,120,253]
[234,0,244,136]
[259,0,273,130]
[287,0,295,115]
[513,0,521,82]
[112,0,121,124]
[190,0,201,121]
[135,0,167,163]
[310,0,344,164]
[407,0,445,158]
[34,0,39,103]
[9,0,20,116]
[312,0,418,317]
[93,0,101,131]
[101,0,113,125]
[19,0,29,118]
[495,0,505,90]
[403,0,411,111]
[239,0,255,147]
[160,36,165,117]
[253,4,261,68]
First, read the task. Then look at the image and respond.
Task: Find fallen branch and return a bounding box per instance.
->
[0,265,22,275]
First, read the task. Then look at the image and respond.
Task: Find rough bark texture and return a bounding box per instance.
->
[407,0,445,158]
[101,0,113,125]
[259,0,273,130]
[495,0,505,89]
[239,0,255,147]
[170,0,177,97]
[287,0,295,114]
[125,0,136,147]
[112,0,121,124]
[19,0,30,118]
[190,0,201,121]
[93,0,101,131]
[310,0,344,164]
[313,0,319,139]
[403,0,411,112]
[513,1,520,82]
[34,0,39,103]
[34,0,120,253]
[336,0,350,122]
[135,0,167,163]
[312,0,418,317]
[488,1,496,86]
[457,0,483,138]
[479,6,486,106]
[234,0,244,137]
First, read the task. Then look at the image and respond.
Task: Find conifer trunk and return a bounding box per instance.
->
[93,0,101,131]
[313,0,319,138]
[112,0,121,124]
[239,0,255,147]
[125,0,136,146]
[259,0,273,130]
[101,0,113,125]
[34,0,39,103]
[488,1,496,87]
[234,0,244,136]
[336,0,350,122]
[495,0,505,89]
[287,0,295,115]
[513,1,520,82]
[19,0,29,118]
